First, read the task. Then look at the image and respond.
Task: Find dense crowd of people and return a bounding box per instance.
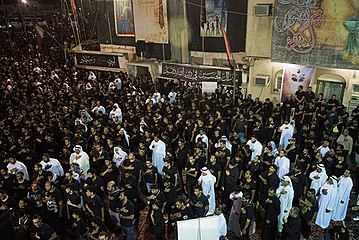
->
[1,27,359,240]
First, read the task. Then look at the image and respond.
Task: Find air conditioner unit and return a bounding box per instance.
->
[255,4,272,17]
[254,75,269,86]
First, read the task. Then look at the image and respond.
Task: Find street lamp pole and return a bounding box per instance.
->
[1,0,12,46]
[18,0,26,34]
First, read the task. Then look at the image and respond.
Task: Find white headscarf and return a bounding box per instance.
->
[139,120,148,133]
[200,167,217,183]
[268,141,279,156]
[119,128,130,146]
[329,175,338,187]
[70,145,90,179]
[113,146,127,167]
[110,103,122,122]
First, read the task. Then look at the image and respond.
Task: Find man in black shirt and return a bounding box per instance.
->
[0,166,15,195]
[173,197,194,221]
[289,165,308,206]
[143,160,158,193]
[185,155,200,196]
[0,190,16,216]
[262,188,280,240]
[162,160,179,192]
[31,214,57,240]
[43,180,63,233]
[122,152,143,181]
[68,209,87,239]
[215,140,231,168]
[175,139,189,179]
[239,192,254,240]
[299,188,318,239]
[189,185,209,218]
[106,181,121,228]
[258,164,280,203]
[116,189,135,240]
[282,207,301,240]
[64,183,81,219]
[207,155,221,190]
[148,184,167,211]
[14,171,30,200]
[85,186,105,222]
[84,168,104,197]
[150,200,165,240]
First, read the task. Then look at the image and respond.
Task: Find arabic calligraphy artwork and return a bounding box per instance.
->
[114,0,135,36]
[280,64,314,102]
[75,53,120,68]
[200,0,228,37]
[161,63,239,84]
[133,0,169,43]
[272,0,359,70]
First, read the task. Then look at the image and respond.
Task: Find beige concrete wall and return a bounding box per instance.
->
[245,0,274,58]
[247,60,359,107]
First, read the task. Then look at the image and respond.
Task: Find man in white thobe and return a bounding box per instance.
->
[215,206,227,239]
[40,153,64,178]
[149,135,166,174]
[278,119,295,150]
[309,164,328,195]
[69,145,90,179]
[317,141,330,157]
[168,90,177,104]
[332,170,353,221]
[246,136,263,160]
[195,129,209,150]
[315,176,338,229]
[274,150,290,180]
[198,167,216,216]
[276,176,294,233]
[91,101,106,115]
[113,147,128,167]
[7,156,29,180]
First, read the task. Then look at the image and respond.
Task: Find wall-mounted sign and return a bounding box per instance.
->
[75,53,121,68]
[161,63,240,84]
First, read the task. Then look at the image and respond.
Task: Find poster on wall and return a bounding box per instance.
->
[114,0,135,36]
[280,64,315,102]
[133,0,169,43]
[272,0,359,70]
[200,0,228,37]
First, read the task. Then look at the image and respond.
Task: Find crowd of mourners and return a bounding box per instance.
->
[1,26,359,240]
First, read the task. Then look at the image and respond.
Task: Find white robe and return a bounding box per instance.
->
[274,156,290,180]
[276,184,294,232]
[40,158,64,177]
[7,161,29,180]
[92,105,106,115]
[246,140,263,160]
[279,122,294,150]
[218,213,227,237]
[332,176,353,221]
[195,134,209,149]
[198,171,216,215]
[315,182,338,229]
[109,104,123,122]
[113,147,128,167]
[69,149,90,179]
[149,140,166,174]
[168,91,177,104]
[309,170,328,195]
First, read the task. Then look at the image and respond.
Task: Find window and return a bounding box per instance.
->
[352,84,359,94]
[273,69,283,92]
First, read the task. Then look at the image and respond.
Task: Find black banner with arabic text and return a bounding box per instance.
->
[161,63,241,84]
[75,53,120,68]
